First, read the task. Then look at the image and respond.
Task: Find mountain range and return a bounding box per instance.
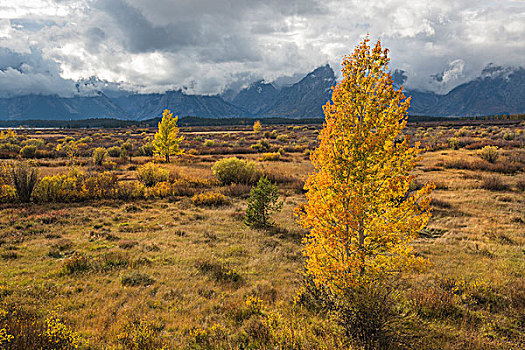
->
[0,64,523,121]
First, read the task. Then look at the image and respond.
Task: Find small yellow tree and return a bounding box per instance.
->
[253,120,262,133]
[297,37,434,294]
[152,109,184,163]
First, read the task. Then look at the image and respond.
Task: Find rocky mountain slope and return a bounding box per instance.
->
[0,64,522,120]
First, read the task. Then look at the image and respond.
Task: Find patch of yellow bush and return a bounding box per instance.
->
[192,191,230,207]
[258,152,281,162]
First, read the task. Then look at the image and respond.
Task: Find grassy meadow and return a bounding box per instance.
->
[0,120,524,349]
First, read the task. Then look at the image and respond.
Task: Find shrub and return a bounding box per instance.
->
[138,142,155,156]
[33,169,118,202]
[503,132,515,141]
[298,275,395,349]
[455,126,469,137]
[334,285,396,349]
[121,272,155,287]
[78,136,92,144]
[92,147,108,166]
[118,240,138,249]
[196,259,242,284]
[204,139,215,147]
[107,146,123,157]
[82,171,119,199]
[245,176,282,228]
[447,137,460,150]
[0,142,21,154]
[117,319,163,350]
[480,175,509,191]
[477,146,499,163]
[251,139,270,152]
[192,191,230,207]
[0,164,15,202]
[121,140,133,162]
[41,312,83,348]
[61,253,91,274]
[33,170,84,202]
[253,120,262,133]
[223,183,252,198]
[9,162,38,202]
[21,138,45,147]
[276,134,289,142]
[0,304,83,349]
[19,145,37,158]
[212,157,260,185]
[137,162,169,187]
[444,158,520,174]
[263,170,300,186]
[258,152,281,162]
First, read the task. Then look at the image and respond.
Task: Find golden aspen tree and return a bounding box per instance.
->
[297,37,434,295]
[253,120,262,133]
[152,109,184,163]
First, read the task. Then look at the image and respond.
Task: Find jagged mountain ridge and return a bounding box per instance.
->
[261,65,336,118]
[408,65,525,116]
[0,64,522,120]
[231,80,279,114]
[112,90,248,120]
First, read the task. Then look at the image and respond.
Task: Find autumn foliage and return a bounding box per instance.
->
[297,37,434,294]
[153,109,184,162]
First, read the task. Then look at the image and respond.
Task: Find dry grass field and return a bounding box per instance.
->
[0,119,524,349]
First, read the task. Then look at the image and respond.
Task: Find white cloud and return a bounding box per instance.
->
[0,0,523,96]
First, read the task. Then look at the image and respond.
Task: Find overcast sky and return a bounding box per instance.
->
[0,0,523,97]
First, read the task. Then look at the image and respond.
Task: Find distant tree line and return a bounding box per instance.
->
[0,113,522,129]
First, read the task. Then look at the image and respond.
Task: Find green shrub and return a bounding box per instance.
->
[33,169,120,202]
[83,171,119,199]
[75,136,91,144]
[21,138,45,147]
[138,142,155,156]
[107,146,123,157]
[9,162,38,202]
[447,137,460,150]
[276,134,289,142]
[33,170,84,202]
[258,152,281,162]
[92,147,108,166]
[0,143,21,153]
[477,146,499,163]
[0,164,15,202]
[455,127,469,137]
[212,157,260,185]
[137,162,169,187]
[204,139,215,147]
[245,176,282,228]
[19,145,37,158]
[192,191,230,207]
[121,140,133,161]
[250,139,270,152]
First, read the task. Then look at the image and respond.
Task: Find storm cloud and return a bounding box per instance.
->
[0,0,523,96]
